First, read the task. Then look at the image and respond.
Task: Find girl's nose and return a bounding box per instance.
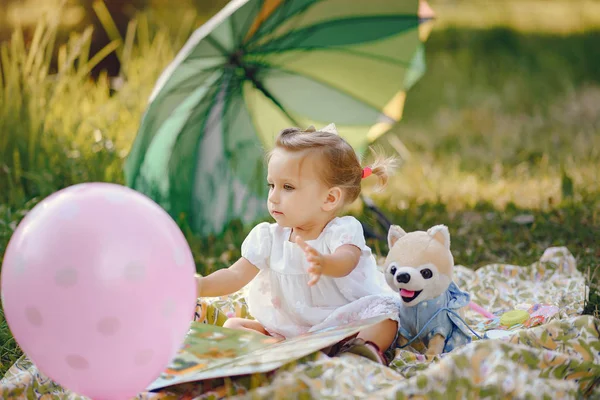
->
[268,189,279,204]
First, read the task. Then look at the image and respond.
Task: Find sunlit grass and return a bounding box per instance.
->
[0,7,197,206]
[374,160,598,211]
[374,83,600,210]
[4,0,85,28]
[429,0,600,34]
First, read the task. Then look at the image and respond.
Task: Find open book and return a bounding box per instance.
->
[147,314,392,391]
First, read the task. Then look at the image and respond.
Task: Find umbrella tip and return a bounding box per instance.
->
[419,0,436,20]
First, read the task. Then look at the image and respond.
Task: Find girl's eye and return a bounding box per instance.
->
[267,183,274,189]
[283,184,294,191]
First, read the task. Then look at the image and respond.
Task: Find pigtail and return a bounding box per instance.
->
[364,146,398,190]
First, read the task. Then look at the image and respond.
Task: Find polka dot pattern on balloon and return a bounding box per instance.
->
[66,355,89,370]
[97,317,121,336]
[54,268,78,288]
[134,349,153,366]
[25,307,43,327]
[123,262,146,282]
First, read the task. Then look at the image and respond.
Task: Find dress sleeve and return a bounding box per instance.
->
[326,216,367,253]
[241,222,273,270]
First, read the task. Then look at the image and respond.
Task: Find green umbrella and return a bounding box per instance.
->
[124,0,435,236]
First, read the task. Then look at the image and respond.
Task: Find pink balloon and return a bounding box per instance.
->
[1,183,197,399]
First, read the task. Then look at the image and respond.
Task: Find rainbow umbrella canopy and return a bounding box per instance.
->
[124,0,435,236]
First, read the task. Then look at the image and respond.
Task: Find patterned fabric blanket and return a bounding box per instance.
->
[2,247,599,399]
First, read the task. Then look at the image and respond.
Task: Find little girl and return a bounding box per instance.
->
[196,124,401,364]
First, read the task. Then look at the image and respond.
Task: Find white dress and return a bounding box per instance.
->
[241,216,401,338]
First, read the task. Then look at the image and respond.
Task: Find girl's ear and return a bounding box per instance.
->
[322,187,343,212]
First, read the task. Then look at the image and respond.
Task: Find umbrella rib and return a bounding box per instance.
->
[202,71,238,144]
[245,0,314,47]
[330,47,417,69]
[149,67,226,105]
[147,0,248,102]
[229,8,240,48]
[249,14,419,54]
[204,35,230,57]
[185,74,228,231]
[259,45,415,71]
[249,77,300,127]
[220,76,237,139]
[219,83,270,198]
[249,22,320,56]
[238,0,265,45]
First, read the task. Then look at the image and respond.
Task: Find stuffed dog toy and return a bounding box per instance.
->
[384,224,472,355]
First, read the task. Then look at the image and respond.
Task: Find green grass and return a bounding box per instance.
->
[1,2,599,379]
[372,27,600,210]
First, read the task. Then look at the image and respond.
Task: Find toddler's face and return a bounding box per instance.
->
[267,148,331,228]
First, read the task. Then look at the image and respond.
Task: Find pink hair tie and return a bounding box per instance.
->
[361,167,372,179]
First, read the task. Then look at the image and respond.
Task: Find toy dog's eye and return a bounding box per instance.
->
[420,268,433,279]
[389,265,397,275]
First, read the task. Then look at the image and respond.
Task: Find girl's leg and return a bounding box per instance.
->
[357,318,398,351]
[223,317,270,336]
[330,319,398,365]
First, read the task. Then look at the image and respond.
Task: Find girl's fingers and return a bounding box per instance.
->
[295,236,309,250]
[307,254,319,263]
[308,263,322,273]
[296,237,324,280]
[307,261,322,286]
[295,236,319,256]
[309,248,319,256]
[305,247,317,257]
[308,274,320,286]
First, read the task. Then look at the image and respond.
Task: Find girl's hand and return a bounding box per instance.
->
[295,237,326,286]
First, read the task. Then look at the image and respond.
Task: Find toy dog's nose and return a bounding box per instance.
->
[396,273,410,283]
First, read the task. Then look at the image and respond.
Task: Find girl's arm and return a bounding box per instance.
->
[320,245,361,277]
[296,237,360,285]
[196,257,259,297]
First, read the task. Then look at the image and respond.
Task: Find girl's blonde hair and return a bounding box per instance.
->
[269,125,397,204]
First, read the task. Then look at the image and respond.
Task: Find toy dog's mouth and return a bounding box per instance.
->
[399,289,422,303]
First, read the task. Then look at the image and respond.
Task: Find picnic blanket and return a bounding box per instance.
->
[2,247,599,399]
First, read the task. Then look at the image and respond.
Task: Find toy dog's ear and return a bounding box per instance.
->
[387,225,407,249]
[427,225,450,249]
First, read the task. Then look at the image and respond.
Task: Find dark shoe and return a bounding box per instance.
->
[332,338,388,365]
